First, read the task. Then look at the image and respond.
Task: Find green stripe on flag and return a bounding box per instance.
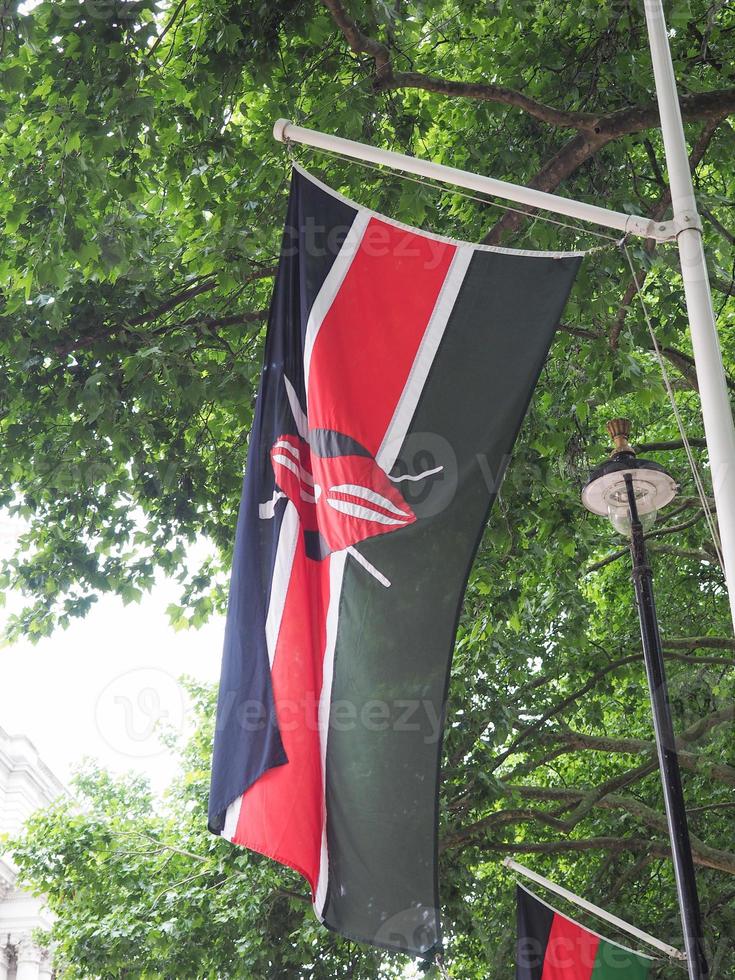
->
[590,937,650,979]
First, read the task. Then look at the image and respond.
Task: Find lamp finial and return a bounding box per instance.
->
[606,418,634,457]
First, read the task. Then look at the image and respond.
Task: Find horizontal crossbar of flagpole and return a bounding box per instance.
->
[502,857,686,961]
[273,120,676,242]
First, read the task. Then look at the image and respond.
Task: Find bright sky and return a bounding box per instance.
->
[0,514,225,794]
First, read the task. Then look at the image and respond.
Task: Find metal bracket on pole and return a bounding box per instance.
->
[673,212,704,236]
[273,119,675,243]
[650,215,702,240]
[653,218,680,240]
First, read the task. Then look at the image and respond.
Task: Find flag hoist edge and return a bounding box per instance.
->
[209,165,582,957]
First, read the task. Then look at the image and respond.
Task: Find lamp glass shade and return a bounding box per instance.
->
[607,497,657,536]
[582,458,677,536]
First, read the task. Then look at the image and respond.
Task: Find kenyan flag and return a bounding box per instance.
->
[517,885,652,979]
[209,165,581,957]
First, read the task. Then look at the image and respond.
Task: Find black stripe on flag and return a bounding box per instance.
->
[320,247,581,954]
[517,885,555,980]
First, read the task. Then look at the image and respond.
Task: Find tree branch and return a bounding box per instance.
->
[325,0,735,139]
[320,0,391,81]
[274,887,311,904]
[710,275,735,298]
[53,263,276,356]
[53,308,268,358]
[454,652,732,773]
[558,322,603,341]
[503,787,735,873]
[679,705,735,746]
[145,0,188,59]
[701,205,735,245]
[382,71,598,130]
[586,537,717,573]
[445,832,735,876]
[663,636,735,652]
[448,783,735,872]
[321,0,600,128]
[635,438,707,452]
[454,836,659,859]
[127,267,276,329]
[551,729,735,786]
[152,310,268,334]
[126,277,218,327]
[482,654,642,772]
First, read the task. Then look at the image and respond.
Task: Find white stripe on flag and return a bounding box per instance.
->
[376,245,474,472]
[313,549,347,918]
[222,795,242,842]
[303,210,371,398]
[284,375,309,441]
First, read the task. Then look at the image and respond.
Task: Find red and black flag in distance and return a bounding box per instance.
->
[208,165,581,957]
[517,885,652,979]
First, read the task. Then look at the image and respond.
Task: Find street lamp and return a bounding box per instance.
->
[582,419,709,980]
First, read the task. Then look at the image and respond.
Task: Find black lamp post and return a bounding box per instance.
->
[582,419,709,980]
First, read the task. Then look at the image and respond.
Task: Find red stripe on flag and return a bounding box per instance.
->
[232,534,332,892]
[307,217,457,457]
[541,913,600,980]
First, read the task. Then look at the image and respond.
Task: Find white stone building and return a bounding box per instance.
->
[0,726,65,980]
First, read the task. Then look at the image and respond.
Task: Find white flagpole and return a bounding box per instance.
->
[643,0,735,635]
[503,857,685,961]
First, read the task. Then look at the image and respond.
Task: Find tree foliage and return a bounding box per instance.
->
[3,0,735,976]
